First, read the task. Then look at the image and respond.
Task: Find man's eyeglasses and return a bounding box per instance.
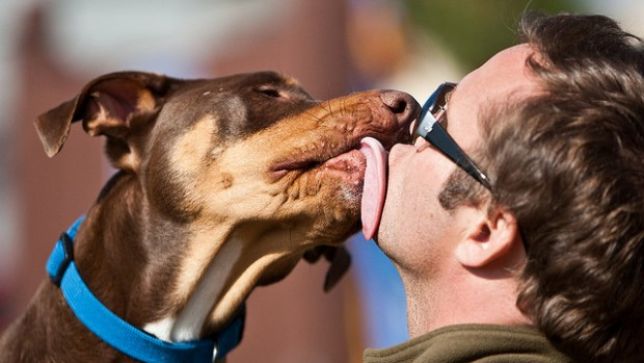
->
[415,82,492,190]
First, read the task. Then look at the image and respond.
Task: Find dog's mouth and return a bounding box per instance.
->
[268,91,418,183]
[269,131,408,182]
[268,91,418,239]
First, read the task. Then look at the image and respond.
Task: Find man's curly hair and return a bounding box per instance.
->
[440,13,644,362]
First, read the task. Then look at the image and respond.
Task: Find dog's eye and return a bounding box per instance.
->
[256,87,283,99]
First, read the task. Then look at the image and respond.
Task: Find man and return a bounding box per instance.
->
[361,13,644,363]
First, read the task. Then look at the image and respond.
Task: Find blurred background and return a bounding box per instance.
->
[0,0,641,362]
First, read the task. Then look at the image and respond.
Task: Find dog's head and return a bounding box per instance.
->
[35,71,418,331]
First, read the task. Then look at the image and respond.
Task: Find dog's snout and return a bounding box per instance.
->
[380,91,419,126]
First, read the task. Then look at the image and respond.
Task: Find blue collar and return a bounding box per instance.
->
[46,216,245,362]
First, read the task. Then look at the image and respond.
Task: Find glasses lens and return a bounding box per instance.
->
[415,83,454,139]
[415,83,491,190]
[431,84,453,116]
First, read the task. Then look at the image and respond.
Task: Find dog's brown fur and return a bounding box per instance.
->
[0,71,417,362]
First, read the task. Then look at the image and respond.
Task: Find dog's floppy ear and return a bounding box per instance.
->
[35,71,177,163]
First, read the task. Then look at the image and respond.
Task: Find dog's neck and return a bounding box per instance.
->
[72,172,150,325]
[71,171,289,342]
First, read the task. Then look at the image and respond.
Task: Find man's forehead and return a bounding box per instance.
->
[457,44,538,107]
[444,44,539,150]
[485,43,534,70]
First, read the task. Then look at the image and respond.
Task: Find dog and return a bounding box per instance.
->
[0,71,417,362]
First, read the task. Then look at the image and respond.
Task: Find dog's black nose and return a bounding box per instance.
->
[380,91,419,127]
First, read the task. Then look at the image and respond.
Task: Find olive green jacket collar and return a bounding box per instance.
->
[364,324,573,363]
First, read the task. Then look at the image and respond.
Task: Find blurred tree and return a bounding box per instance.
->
[403,0,583,70]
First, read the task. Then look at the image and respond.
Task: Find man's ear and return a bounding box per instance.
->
[34,71,180,170]
[454,205,521,268]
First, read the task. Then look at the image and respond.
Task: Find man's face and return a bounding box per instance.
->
[377,44,538,277]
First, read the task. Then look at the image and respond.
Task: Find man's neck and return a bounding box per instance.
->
[402,265,532,337]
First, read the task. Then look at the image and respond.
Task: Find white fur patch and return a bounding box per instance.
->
[143,316,176,341]
[145,236,242,342]
[171,239,241,341]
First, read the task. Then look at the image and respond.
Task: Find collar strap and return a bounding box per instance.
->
[46,216,245,362]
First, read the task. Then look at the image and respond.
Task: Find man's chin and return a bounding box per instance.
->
[368,219,398,259]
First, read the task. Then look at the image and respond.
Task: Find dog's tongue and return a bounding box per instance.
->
[359,137,387,240]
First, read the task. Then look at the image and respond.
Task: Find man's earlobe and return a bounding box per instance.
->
[454,206,520,268]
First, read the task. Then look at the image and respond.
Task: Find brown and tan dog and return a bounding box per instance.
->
[0,71,417,362]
